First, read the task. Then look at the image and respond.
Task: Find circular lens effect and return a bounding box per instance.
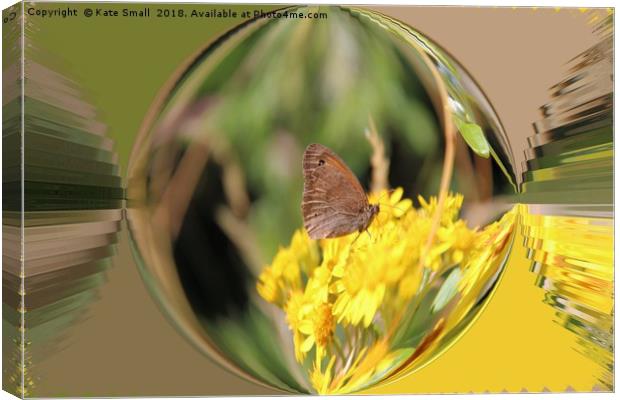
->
[127,6,517,394]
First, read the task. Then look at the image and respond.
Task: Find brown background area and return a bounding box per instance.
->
[371,6,601,176]
[32,6,604,396]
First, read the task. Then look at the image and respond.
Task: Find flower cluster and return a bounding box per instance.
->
[256,188,515,393]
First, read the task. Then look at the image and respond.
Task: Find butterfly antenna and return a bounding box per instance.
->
[350,232,370,253]
[351,231,362,246]
[378,202,406,214]
[374,191,406,214]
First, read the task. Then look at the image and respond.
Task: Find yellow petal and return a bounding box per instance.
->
[394,199,412,217]
[301,335,315,352]
[389,187,404,204]
[453,250,464,264]
[299,321,314,335]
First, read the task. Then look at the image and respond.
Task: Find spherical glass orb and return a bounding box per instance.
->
[127,6,517,394]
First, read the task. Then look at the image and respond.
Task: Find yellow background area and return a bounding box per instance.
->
[363,229,602,394]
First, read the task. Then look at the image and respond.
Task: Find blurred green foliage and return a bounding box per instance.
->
[182,7,441,259]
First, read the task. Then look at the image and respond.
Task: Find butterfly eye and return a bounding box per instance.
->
[318,159,325,166]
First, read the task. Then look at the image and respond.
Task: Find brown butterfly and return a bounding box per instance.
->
[302,143,380,240]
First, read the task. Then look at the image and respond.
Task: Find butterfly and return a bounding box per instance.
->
[302,143,380,240]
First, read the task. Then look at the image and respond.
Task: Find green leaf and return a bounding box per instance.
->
[454,117,490,158]
[431,267,462,312]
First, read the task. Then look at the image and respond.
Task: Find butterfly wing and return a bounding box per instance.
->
[302,143,369,239]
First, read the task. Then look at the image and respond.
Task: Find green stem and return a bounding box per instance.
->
[332,337,346,364]
[390,267,447,347]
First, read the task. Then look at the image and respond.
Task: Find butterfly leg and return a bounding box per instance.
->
[350,231,362,246]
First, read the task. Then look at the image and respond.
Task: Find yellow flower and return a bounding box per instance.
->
[329,190,470,327]
[418,193,464,225]
[332,255,388,327]
[256,266,281,304]
[310,356,336,394]
[417,193,470,272]
[299,302,335,363]
[326,188,423,327]
[320,237,351,271]
[305,265,333,304]
[256,247,300,306]
[290,229,320,276]
[285,266,337,362]
[368,187,413,219]
[256,187,512,394]
[436,220,477,265]
[256,229,319,306]
[398,265,424,300]
[284,290,308,362]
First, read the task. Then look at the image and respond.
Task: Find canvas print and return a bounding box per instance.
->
[1,2,614,397]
